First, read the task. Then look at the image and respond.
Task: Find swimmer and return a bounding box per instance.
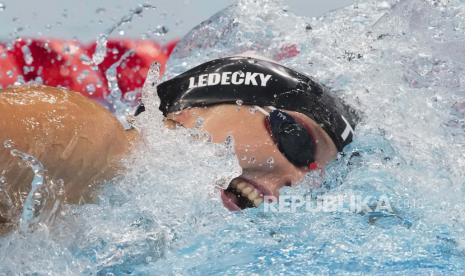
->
[0,56,357,231]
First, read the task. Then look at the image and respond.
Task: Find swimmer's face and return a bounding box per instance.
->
[167,104,338,211]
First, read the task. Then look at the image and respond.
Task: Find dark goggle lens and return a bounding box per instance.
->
[267,110,316,167]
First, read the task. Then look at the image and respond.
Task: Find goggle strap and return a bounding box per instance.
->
[254,106,270,116]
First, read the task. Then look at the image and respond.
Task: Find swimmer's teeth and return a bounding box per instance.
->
[248,190,258,199]
[253,197,263,207]
[236,182,246,190]
[231,180,264,207]
[242,186,253,195]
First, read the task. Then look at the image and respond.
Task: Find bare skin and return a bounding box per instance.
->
[0,84,338,230]
[0,85,137,231]
[168,105,338,209]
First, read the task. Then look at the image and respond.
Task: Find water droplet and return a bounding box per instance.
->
[123,90,138,102]
[77,70,90,83]
[95,7,106,14]
[55,179,65,196]
[3,139,14,149]
[377,1,391,9]
[14,75,25,86]
[236,99,243,106]
[21,45,33,65]
[141,62,161,112]
[62,44,71,54]
[23,66,34,74]
[267,157,274,168]
[33,192,42,200]
[86,84,96,94]
[224,135,235,150]
[34,76,43,84]
[195,117,204,128]
[152,25,169,36]
[92,33,108,65]
[80,54,92,65]
[0,3,5,11]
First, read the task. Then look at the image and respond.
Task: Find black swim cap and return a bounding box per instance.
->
[156,57,358,151]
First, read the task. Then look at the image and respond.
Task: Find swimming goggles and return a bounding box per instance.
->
[255,106,318,170]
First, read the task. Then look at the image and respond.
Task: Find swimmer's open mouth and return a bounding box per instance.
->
[221,178,264,211]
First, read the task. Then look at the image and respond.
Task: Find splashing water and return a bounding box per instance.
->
[88,3,159,127]
[3,140,63,233]
[2,0,465,274]
[104,49,136,128]
[141,62,161,112]
[20,44,33,65]
[91,3,156,66]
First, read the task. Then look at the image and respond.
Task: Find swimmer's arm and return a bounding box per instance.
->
[0,85,137,229]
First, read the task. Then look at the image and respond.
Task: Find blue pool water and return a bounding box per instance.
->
[1,0,465,274]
